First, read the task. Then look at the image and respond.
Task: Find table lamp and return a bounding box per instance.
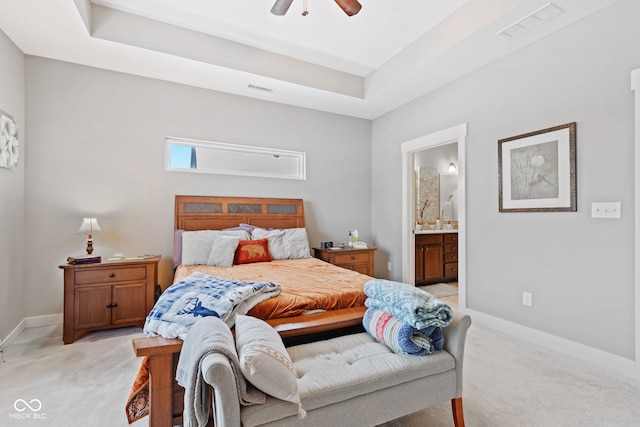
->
[77,217,102,254]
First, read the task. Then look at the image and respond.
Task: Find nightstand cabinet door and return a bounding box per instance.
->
[75,285,112,330]
[112,282,147,325]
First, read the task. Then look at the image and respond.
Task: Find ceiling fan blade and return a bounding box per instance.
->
[334,0,362,16]
[271,0,294,15]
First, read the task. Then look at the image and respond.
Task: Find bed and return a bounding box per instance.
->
[129,195,372,426]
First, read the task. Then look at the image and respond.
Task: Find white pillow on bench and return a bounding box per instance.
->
[235,315,305,417]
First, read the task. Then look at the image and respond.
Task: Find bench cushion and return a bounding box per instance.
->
[241,332,455,426]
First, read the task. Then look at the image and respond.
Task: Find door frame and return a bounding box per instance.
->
[401,123,467,307]
[631,68,640,378]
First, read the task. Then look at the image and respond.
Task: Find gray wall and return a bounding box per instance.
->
[23,57,371,319]
[0,30,25,343]
[372,0,638,360]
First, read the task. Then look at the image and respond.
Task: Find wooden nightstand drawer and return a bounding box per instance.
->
[74,266,147,285]
[332,252,371,265]
[313,247,377,277]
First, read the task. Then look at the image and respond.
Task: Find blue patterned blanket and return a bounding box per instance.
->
[363,307,443,356]
[144,272,281,339]
[364,279,453,329]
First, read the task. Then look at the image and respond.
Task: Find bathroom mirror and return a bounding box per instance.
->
[416,170,458,224]
[165,136,306,180]
[414,141,459,226]
[439,174,458,221]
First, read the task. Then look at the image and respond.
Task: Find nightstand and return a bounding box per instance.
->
[313,247,376,276]
[59,256,160,344]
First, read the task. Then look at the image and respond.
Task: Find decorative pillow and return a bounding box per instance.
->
[251,228,310,260]
[206,234,241,267]
[234,238,272,264]
[235,315,305,416]
[182,230,250,266]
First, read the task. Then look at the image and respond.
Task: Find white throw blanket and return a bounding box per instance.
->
[176,316,266,427]
[144,272,281,339]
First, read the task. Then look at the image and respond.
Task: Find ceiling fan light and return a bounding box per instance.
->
[334,0,362,16]
[271,0,294,16]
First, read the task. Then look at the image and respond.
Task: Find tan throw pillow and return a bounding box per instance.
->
[235,315,305,418]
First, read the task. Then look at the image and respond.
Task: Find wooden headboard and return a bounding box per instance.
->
[175,195,305,231]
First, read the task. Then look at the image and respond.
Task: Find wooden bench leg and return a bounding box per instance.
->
[451,397,465,427]
[149,353,174,427]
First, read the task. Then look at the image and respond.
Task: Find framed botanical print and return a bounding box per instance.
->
[498,122,576,212]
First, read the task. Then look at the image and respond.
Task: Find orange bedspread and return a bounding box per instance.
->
[174,257,369,319]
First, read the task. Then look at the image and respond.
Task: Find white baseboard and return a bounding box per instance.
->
[0,314,63,351]
[24,313,63,328]
[464,308,639,380]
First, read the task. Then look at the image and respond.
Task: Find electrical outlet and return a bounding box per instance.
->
[387,261,392,271]
[522,292,532,307]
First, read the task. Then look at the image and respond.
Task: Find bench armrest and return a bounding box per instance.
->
[201,353,242,427]
[442,310,472,397]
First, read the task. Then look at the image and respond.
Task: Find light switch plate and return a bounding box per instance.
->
[591,202,621,219]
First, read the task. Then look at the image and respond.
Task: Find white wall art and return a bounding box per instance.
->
[0,112,19,169]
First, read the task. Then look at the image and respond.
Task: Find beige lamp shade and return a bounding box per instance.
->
[77,217,102,235]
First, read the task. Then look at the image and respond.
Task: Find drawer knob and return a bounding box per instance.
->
[351,256,355,260]
[106,303,118,308]
[109,273,115,278]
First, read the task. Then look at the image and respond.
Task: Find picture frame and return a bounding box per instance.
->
[0,110,19,170]
[498,122,576,212]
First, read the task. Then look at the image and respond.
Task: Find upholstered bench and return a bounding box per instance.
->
[201,310,471,427]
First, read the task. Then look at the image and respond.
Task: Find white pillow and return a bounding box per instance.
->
[251,228,310,260]
[206,234,241,267]
[182,230,250,266]
[235,315,305,416]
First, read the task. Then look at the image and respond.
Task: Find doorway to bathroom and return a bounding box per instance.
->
[401,123,467,308]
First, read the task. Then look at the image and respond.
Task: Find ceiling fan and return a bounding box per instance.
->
[271,0,362,17]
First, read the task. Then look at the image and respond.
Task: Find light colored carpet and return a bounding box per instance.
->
[418,283,458,298]
[2,318,640,427]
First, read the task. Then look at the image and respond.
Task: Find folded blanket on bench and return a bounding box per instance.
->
[177,316,266,427]
[144,272,281,339]
[364,279,453,329]
[363,307,444,356]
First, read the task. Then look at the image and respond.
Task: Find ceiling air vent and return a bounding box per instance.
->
[248,84,274,93]
[498,2,564,40]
